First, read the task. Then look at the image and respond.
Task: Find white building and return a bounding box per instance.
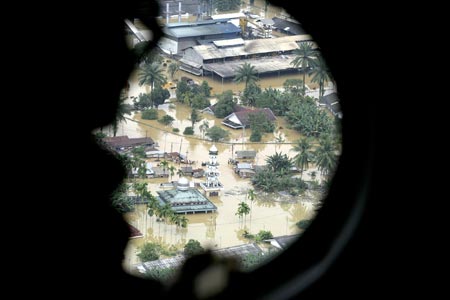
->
[200,144,224,196]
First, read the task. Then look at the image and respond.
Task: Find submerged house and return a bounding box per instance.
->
[156,177,217,214]
[222,108,276,129]
[234,163,255,178]
[131,162,155,178]
[102,135,155,152]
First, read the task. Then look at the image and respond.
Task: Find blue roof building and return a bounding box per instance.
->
[157,19,241,55]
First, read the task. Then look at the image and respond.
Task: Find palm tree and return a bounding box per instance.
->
[247,189,256,203]
[147,193,159,217]
[138,62,166,92]
[266,152,293,176]
[190,109,201,128]
[247,188,256,229]
[236,202,251,226]
[159,203,173,223]
[118,154,134,177]
[159,160,169,176]
[132,182,148,202]
[290,42,318,92]
[311,55,332,100]
[274,133,285,150]
[291,138,314,177]
[199,120,210,139]
[234,62,258,90]
[177,168,184,178]
[168,62,179,80]
[168,165,176,182]
[112,96,132,137]
[178,215,188,228]
[169,213,179,240]
[315,135,338,176]
[137,160,148,179]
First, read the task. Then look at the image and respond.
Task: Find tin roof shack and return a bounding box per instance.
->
[235,150,257,160]
[234,163,255,178]
[151,166,170,178]
[131,162,155,179]
[192,168,205,178]
[272,17,307,35]
[102,136,155,152]
[180,166,194,176]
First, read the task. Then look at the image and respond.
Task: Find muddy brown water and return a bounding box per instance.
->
[112,1,337,272]
[119,106,328,270]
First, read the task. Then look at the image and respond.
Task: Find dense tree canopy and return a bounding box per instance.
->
[241,82,261,107]
[286,96,335,137]
[184,239,204,257]
[214,90,236,118]
[205,125,230,142]
[150,85,170,107]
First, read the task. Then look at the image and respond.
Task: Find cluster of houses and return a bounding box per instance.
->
[102,135,204,179]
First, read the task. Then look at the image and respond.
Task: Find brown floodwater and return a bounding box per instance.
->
[120,105,328,270]
[115,1,337,272]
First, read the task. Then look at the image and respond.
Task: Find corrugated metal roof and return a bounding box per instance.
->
[213,38,245,47]
[210,12,246,20]
[163,22,241,38]
[137,243,263,272]
[204,54,299,78]
[191,35,314,60]
[236,150,257,158]
[272,17,306,35]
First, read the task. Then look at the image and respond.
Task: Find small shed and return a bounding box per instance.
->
[181,166,194,176]
[235,150,257,160]
[193,168,205,178]
[152,166,169,178]
[234,163,255,178]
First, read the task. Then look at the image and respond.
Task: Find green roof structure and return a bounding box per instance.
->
[156,177,217,214]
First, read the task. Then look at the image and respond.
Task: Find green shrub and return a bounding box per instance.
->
[250,130,262,142]
[183,127,194,135]
[141,109,158,120]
